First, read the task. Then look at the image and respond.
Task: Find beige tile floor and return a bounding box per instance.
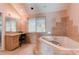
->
[0,44,35,55]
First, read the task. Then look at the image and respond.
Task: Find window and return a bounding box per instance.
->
[28,18,36,32]
[28,17,46,32]
[36,17,45,32]
[6,17,16,32]
[0,16,2,31]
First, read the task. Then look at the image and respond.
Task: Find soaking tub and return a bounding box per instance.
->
[39,36,79,55]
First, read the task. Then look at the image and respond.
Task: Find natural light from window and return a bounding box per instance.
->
[6,17,16,32]
[28,17,46,32]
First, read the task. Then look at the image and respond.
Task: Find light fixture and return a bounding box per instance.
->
[30,7,34,10]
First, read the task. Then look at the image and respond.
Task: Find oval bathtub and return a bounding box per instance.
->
[39,36,79,55]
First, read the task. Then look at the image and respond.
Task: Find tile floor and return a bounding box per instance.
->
[0,44,35,55]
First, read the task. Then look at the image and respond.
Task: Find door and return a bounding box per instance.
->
[0,16,2,48]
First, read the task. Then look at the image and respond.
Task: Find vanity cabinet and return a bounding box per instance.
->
[5,33,19,51]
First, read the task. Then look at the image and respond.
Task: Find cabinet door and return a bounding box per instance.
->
[5,36,13,50]
[5,35,19,50]
[13,36,19,49]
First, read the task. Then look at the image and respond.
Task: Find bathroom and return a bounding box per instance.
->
[0,3,79,55]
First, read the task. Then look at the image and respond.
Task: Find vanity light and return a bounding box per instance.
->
[20,9,24,12]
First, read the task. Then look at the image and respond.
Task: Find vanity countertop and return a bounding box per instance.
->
[5,32,25,36]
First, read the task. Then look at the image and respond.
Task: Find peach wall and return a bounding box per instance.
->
[52,10,68,36]
[16,18,27,32]
[67,4,79,42]
[69,3,79,30]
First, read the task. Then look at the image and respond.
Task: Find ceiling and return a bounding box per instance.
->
[25,3,68,14]
[10,3,69,18]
